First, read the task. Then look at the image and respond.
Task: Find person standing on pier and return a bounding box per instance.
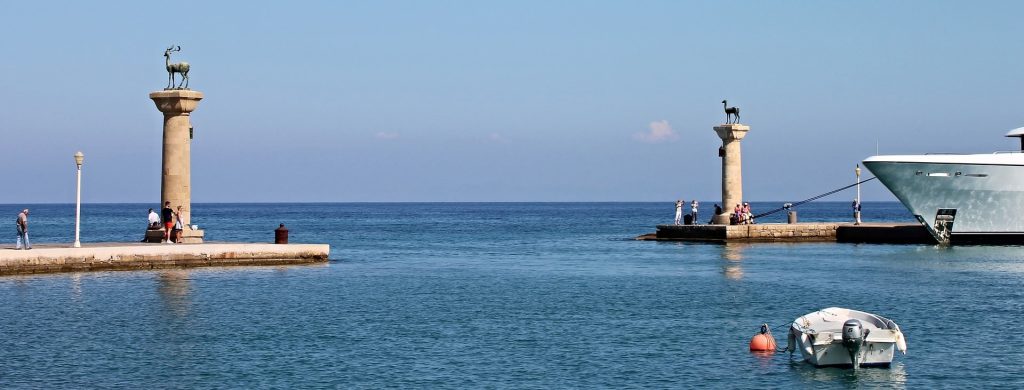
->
[674,200,683,225]
[162,201,175,243]
[852,199,862,224]
[172,206,185,243]
[690,200,699,225]
[15,209,30,250]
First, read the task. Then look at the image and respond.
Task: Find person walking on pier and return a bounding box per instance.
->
[15,209,30,250]
[674,200,683,225]
[162,201,175,243]
[690,200,699,225]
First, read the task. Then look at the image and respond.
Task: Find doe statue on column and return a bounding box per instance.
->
[712,100,751,225]
[150,45,204,243]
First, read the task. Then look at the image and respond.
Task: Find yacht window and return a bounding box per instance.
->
[927,172,950,177]
[964,173,988,178]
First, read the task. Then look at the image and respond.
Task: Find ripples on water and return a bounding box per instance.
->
[0,202,1021,388]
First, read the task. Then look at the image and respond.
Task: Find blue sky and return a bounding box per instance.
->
[1,1,1022,203]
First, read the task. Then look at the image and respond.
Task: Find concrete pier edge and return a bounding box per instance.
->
[0,243,330,276]
[638,222,935,244]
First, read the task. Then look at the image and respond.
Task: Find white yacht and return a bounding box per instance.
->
[862,129,1024,244]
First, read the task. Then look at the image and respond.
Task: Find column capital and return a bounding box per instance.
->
[149,90,203,114]
[713,123,750,142]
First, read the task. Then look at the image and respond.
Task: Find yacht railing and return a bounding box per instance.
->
[922,151,1024,155]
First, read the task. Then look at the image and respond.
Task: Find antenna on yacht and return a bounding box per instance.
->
[875,139,879,155]
[1005,127,1024,151]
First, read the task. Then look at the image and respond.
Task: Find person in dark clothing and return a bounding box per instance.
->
[162,201,174,243]
[710,204,722,224]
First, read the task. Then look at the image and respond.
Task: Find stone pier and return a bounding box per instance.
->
[713,123,750,224]
[637,222,934,244]
[150,90,204,243]
[0,243,329,276]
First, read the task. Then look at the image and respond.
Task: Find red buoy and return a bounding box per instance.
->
[749,324,777,352]
[749,334,777,352]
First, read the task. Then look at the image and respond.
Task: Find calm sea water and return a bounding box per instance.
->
[0,202,1021,388]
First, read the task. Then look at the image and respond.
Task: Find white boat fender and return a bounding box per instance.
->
[896,329,907,355]
[786,328,796,354]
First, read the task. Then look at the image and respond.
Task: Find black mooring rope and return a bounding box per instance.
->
[750,177,878,220]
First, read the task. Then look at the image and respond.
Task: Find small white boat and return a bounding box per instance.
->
[787,307,907,368]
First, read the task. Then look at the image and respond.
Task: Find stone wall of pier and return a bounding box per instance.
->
[0,243,329,276]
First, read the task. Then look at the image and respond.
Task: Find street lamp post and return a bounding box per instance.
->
[855,164,862,225]
[73,151,84,248]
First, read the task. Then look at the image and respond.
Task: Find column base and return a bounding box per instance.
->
[180,229,205,244]
[712,214,732,225]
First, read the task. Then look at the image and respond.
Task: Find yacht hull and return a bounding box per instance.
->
[863,154,1024,244]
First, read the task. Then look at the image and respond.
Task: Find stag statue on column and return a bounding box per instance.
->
[164,45,191,90]
[722,100,740,124]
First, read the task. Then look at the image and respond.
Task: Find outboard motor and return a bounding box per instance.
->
[842,319,865,368]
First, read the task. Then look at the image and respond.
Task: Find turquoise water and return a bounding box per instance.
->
[0,202,1021,388]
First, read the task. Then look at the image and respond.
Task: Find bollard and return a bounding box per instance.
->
[788,211,798,224]
[275,223,289,244]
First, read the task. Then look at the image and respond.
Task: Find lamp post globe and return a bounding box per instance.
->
[73,151,84,248]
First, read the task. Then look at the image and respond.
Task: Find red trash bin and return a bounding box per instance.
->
[275,224,289,244]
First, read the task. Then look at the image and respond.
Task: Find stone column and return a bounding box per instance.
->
[712,124,750,225]
[149,90,204,243]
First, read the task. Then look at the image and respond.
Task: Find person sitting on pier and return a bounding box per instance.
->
[743,202,754,224]
[147,208,161,229]
[710,204,722,224]
[732,204,742,225]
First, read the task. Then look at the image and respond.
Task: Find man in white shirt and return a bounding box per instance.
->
[148,208,161,229]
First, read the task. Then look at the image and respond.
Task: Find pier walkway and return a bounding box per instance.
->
[0,243,329,276]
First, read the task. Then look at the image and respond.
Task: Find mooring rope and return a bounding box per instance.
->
[765,323,794,353]
[750,177,878,220]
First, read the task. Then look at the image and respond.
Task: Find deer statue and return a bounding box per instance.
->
[722,100,740,124]
[164,46,191,90]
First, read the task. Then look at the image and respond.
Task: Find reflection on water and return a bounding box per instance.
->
[789,358,908,388]
[70,274,82,302]
[722,243,749,280]
[750,350,776,369]
[157,270,192,317]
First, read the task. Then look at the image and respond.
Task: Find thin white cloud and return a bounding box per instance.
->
[375,132,400,140]
[488,132,507,143]
[633,120,678,143]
